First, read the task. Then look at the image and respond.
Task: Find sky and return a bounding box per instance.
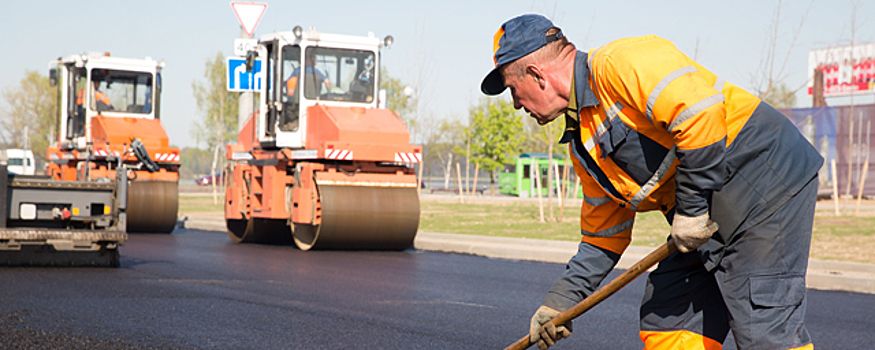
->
[1,0,872,149]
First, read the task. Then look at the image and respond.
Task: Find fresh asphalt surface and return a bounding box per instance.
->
[1,228,873,349]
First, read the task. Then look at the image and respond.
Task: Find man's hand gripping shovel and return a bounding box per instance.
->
[504,239,679,350]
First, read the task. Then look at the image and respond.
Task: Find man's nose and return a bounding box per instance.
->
[512,96,522,110]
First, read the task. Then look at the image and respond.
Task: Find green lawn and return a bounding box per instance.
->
[419,198,670,245]
[420,197,875,264]
[179,194,224,215]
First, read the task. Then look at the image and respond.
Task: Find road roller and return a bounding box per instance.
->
[225,27,421,250]
[45,52,179,234]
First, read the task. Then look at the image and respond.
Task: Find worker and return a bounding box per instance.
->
[285,51,332,97]
[76,79,112,112]
[480,14,821,350]
[71,78,112,135]
[142,88,152,114]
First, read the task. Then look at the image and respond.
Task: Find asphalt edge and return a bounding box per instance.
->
[178,216,875,295]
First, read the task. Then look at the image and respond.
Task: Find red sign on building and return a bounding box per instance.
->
[808,43,875,97]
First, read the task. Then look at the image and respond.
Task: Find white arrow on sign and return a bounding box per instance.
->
[230,2,267,37]
[227,57,263,92]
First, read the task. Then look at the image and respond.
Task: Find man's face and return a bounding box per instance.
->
[503,69,563,126]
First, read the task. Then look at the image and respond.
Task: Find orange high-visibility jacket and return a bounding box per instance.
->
[563,35,822,258]
[77,88,111,106]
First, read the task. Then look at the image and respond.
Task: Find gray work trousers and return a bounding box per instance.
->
[640,174,817,349]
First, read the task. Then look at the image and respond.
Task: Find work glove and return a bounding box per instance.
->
[529,305,573,350]
[670,212,719,253]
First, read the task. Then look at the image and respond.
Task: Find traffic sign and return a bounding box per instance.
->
[227,57,263,92]
[234,38,258,56]
[230,2,267,37]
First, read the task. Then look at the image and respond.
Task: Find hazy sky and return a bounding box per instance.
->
[1,0,872,148]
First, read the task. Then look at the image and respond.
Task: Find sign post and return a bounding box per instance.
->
[230,2,267,133]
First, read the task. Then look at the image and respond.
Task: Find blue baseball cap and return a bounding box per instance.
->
[481,14,563,95]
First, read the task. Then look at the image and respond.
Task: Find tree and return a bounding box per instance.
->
[760,82,797,108]
[467,98,525,195]
[421,117,467,188]
[178,147,215,181]
[750,0,814,107]
[521,114,570,221]
[380,68,414,123]
[191,52,239,202]
[191,52,239,150]
[0,70,58,168]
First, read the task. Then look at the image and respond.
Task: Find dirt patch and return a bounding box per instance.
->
[814,218,856,226]
[810,234,875,264]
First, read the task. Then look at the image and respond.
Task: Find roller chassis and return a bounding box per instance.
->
[0,165,128,267]
[225,149,420,249]
[0,229,125,266]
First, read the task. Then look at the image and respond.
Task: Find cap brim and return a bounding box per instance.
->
[480,68,507,95]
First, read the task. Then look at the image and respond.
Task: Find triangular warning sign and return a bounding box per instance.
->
[231,2,267,37]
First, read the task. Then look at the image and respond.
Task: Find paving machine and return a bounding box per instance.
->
[0,160,128,267]
[46,52,179,233]
[225,27,421,250]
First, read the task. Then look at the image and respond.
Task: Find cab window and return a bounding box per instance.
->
[280,45,302,131]
[87,69,153,114]
[302,47,375,103]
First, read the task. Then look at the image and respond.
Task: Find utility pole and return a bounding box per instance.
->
[812,68,826,107]
[239,27,254,133]
[230,1,267,133]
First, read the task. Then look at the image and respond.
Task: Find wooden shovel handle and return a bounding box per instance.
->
[504,239,678,350]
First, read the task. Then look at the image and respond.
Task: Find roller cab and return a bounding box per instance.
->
[226,27,421,250]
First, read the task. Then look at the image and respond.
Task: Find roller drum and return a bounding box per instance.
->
[127,180,178,233]
[227,219,248,243]
[227,218,292,244]
[293,184,419,250]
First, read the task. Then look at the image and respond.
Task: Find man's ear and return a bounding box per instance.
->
[526,64,546,89]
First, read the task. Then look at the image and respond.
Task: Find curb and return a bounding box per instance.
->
[178,216,227,233]
[411,231,658,271]
[179,216,875,295]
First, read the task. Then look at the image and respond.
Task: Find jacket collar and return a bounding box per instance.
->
[575,50,599,108]
[559,50,599,144]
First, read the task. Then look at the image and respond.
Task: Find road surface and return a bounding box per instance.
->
[1,229,872,349]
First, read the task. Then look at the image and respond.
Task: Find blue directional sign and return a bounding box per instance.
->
[227,57,263,92]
